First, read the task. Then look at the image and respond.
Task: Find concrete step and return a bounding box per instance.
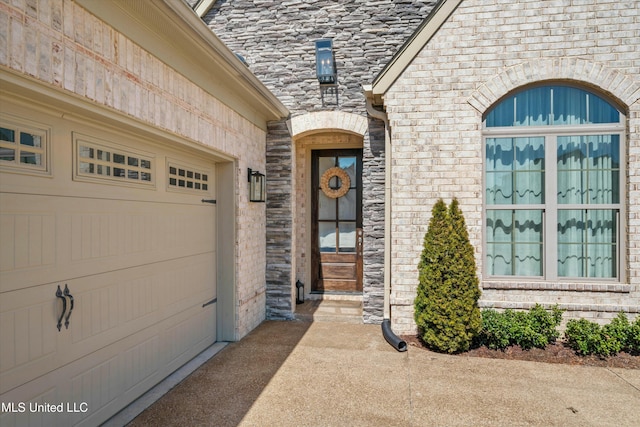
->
[294,298,363,324]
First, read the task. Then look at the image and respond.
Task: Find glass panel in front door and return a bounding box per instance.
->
[317,155,358,253]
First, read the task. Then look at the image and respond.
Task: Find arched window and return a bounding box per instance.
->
[483,84,625,280]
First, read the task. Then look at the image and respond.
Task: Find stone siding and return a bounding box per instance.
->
[383,0,640,333]
[265,120,296,319]
[205,0,436,116]
[0,0,269,339]
[204,0,436,321]
[362,116,387,322]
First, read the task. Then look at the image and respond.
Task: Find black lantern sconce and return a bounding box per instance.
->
[315,39,336,84]
[248,168,266,202]
[315,39,339,106]
[296,280,304,304]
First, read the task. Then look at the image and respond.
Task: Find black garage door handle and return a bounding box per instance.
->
[56,285,67,331]
[63,284,74,329]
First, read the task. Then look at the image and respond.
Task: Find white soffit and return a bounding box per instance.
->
[371,0,462,98]
[76,0,289,129]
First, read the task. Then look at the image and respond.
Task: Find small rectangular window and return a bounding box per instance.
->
[0,127,15,142]
[74,135,154,187]
[0,120,48,173]
[97,150,109,161]
[0,148,16,162]
[167,160,212,194]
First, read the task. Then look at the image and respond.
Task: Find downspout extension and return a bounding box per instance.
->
[382,319,407,352]
[364,85,407,352]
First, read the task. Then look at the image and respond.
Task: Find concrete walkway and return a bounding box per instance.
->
[124,319,640,427]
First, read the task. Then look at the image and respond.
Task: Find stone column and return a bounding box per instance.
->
[362,116,386,323]
[265,119,295,319]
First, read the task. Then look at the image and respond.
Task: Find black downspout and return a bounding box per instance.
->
[364,87,406,353]
[382,319,407,352]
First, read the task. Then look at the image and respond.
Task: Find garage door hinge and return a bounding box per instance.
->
[201,199,217,204]
[202,297,217,308]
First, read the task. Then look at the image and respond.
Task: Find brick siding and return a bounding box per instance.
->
[383,0,640,333]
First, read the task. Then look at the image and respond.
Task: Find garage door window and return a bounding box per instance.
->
[0,120,48,172]
[167,161,210,192]
[74,134,154,186]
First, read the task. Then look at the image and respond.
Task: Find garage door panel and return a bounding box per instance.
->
[0,285,60,395]
[0,360,71,427]
[162,303,216,369]
[0,211,56,273]
[1,300,216,427]
[65,253,215,358]
[1,252,215,396]
[0,194,215,293]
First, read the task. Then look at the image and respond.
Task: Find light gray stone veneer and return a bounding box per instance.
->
[204,0,437,321]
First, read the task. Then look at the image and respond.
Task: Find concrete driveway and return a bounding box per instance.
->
[122,320,640,427]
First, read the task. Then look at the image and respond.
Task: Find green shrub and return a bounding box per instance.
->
[628,317,640,355]
[478,309,512,350]
[565,319,615,356]
[478,304,563,350]
[602,312,630,355]
[564,313,640,357]
[414,199,481,354]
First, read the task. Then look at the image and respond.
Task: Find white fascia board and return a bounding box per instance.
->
[76,0,289,129]
[194,0,216,18]
[371,0,462,98]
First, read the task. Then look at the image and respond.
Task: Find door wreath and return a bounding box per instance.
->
[320,167,351,199]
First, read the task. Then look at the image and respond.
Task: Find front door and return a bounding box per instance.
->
[311,149,363,292]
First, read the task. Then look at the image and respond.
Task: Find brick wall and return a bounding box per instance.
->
[0,0,268,339]
[383,0,640,333]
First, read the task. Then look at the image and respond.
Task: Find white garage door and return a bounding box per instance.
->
[0,104,219,426]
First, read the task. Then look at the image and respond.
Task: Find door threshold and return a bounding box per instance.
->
[307,292,362,302]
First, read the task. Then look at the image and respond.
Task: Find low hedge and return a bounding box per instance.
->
[477,304,564,350]
[564,312,640,357]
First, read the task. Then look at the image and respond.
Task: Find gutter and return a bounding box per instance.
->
[363,85,406,352]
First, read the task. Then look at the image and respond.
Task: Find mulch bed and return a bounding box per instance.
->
[402,335,640,369]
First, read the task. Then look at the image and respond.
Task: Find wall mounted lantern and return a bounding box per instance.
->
[315,39,336,84]
[248,168,266,202]
[296,280,304,305]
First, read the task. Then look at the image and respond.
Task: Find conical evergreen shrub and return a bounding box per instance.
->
[414,198,482,353]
